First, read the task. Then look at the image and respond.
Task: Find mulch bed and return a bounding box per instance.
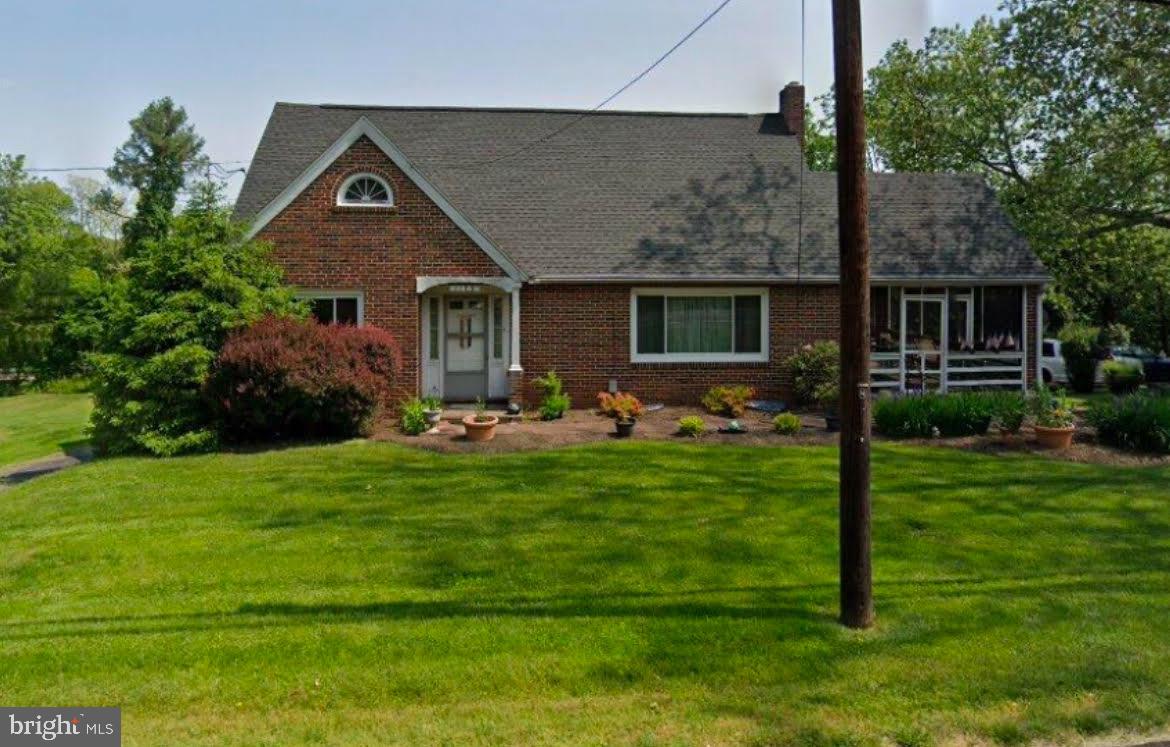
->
[371,406,833,454]
[370,405,1170,467]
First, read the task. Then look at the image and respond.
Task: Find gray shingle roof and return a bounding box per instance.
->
[235,103,1049,282]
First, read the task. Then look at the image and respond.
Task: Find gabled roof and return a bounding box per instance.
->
[236,103,1050,283]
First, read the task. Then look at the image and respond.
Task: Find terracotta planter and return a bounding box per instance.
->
[1034,424,1075,450]
[462,414,499,442]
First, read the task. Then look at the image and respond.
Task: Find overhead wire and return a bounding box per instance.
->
[459,0,735,169]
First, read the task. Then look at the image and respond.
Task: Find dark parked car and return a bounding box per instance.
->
[1105,345,1170,384]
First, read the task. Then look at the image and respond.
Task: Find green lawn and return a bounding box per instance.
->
[0,392,92,470]
[1,440,1168,745]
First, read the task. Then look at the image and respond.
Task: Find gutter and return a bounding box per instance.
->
[525,274,1053,285]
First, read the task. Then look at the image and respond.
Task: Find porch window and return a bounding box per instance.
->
[948,289,975,351]
[978,286,1023,350]
[301,292,362,326]
[631,289,767,363]
[870,287,901,352]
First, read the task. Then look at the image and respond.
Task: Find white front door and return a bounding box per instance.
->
[444,297,488,401]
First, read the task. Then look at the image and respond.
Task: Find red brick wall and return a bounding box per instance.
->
[518,284,840,405]
[1025,284,1040,386]
[256,136,507,399]
[254,137,1045,404]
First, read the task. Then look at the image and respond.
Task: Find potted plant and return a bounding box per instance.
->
[614,416,636,438]
[598,391,644,438]
[421,394,443,428]
[816,382,840,432]
[462,397,499,442]
[1031,384,1075,449]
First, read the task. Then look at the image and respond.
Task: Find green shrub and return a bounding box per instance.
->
[873,392,996,438]
[1102,360,1143,394]
[1059,324,1102,394]
[534,370,571,420]
[539,393,571,421]
[772,412,802,435]
[1030,383,1075,428]
[987,391,1027,433]
[700,385,755,416]
[88,208,299,456]
[814,381,839,412]
[677,415,705,438]
[421,395,443,412]
[400,398,429,436]
[90,345,220,456]
[1087,393,1170,454]
[785,341,839,405]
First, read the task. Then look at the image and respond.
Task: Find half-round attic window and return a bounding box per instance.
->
[338,173,393,207]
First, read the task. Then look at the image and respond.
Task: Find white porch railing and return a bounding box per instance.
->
[944,352,1026,389]
[869,352,901,389]
[869,350,1026,392]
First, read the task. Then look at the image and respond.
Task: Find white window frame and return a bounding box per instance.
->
[298,290,365,326]
[630,287,769,363]
[336,173,394,208]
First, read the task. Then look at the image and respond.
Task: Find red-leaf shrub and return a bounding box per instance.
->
[206,316,402,442]
[596,391,646,420]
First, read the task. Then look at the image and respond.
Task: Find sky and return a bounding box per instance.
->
[0,0,1002,199]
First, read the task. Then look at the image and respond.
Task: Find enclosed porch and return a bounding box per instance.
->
[870,285,1035,393]
[417,277,522,403]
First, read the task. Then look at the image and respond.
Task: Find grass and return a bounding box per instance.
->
[1,440,1169,745]
[0,392,92,470]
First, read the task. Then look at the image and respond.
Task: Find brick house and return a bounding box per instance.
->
[234,84,1050,406]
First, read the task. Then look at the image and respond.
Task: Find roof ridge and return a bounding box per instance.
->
[277,102,762,118]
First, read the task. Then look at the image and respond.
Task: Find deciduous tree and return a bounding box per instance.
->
[0,155,110,376]
[806,0,1170,346]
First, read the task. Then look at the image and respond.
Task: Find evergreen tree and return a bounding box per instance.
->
[107,98,205,256]
[87,202,299,456]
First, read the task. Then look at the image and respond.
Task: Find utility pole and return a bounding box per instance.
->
[832,0,874,629]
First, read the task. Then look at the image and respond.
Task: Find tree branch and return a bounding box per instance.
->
[1079,210,1170,238]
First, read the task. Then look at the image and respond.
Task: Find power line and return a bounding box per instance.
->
[25,159,250,174]
[461,0,736,169]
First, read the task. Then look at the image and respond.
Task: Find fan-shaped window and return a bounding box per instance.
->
[337,174,393,207]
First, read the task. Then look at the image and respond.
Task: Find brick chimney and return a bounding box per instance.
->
[779,81,805,142]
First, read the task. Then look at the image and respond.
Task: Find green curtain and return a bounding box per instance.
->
[667,297,733,353]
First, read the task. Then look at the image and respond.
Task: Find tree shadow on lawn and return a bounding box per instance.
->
[1,568,1163,643]
[246,443,1170,556]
